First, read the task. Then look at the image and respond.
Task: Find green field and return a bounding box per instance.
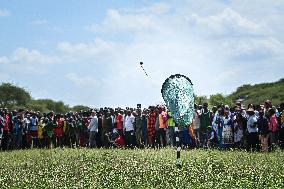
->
[0,148,283,189]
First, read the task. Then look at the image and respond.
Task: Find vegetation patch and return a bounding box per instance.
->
[0,148,283,188]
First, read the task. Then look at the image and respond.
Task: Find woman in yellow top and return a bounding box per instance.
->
[38,116,45,148]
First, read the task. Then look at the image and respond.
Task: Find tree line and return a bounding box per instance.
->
[0,83,90,113]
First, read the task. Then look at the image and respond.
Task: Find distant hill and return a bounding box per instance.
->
[229,78,284,106]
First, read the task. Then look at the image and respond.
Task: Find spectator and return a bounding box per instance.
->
[13,115,23,149]
[279,103,284,149]
[115,109,124,136]
[88,110,98,148]
[147,107,156,147]
[124,110,135,148]
[267,108,278,150]
[233,111,244,149]
[207,126,218,148]
[246,108,258,151]
[199,103,212,147]
[167,111,175,147]
[52,114,64,148]
[0,110,4,147]
[134,109,142,148]
[157,106,167,148]
[258,108,269,152]
[30,113,39,148]
[141,109,148,147]
[38,114,45,148]
[193,104,201,147]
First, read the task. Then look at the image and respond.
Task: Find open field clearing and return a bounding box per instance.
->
[0,148,284,188]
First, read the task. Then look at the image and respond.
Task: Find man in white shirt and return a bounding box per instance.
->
[88,110,98,148]
[246,108,258,151]
[193,105,201,145]
[124,110,135,148]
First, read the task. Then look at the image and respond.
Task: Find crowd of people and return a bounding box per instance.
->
[0,100,284,152]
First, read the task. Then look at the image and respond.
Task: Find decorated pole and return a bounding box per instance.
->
[175,125,182,168]
[161,74,194,169]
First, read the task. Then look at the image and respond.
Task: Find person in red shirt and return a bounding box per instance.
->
[147,106,157,147]
[1,109,12,150]
[53,114,64,148]
[268,108,279,150]
[115,109,123,136]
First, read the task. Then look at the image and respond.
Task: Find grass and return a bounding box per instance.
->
[0,148,284,188]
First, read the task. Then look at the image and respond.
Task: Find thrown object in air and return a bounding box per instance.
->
[161,74,194,127]
[140,62,148,76]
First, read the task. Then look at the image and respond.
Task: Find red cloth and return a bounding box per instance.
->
[115,135,125,148]
[30,130,38,138]
[116,114,123,130]
[53,118,64,137]
[3,115,10,131]
[268,114,278,132]
[147,112,156,138]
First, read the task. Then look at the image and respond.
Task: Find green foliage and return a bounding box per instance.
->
[0,83,31,108]
[72,105,91,112]
[229,78,284,106]
[27,99,70,113]
[194,94,208,105]
[0,148,283,188]
[209,93,234,107]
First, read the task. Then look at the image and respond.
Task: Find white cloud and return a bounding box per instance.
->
[0,9,11,17]
[11,48,59,64]
[86,9,161,33]
[222,37,284,61]
[188,8,261,35]
[66,73,99,87]
[57,38,115,58]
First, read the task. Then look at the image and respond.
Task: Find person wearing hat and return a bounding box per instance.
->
[246,107,258,151]
[264,100,272,117]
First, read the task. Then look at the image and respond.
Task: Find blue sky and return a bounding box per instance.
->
[0,0,283,108]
